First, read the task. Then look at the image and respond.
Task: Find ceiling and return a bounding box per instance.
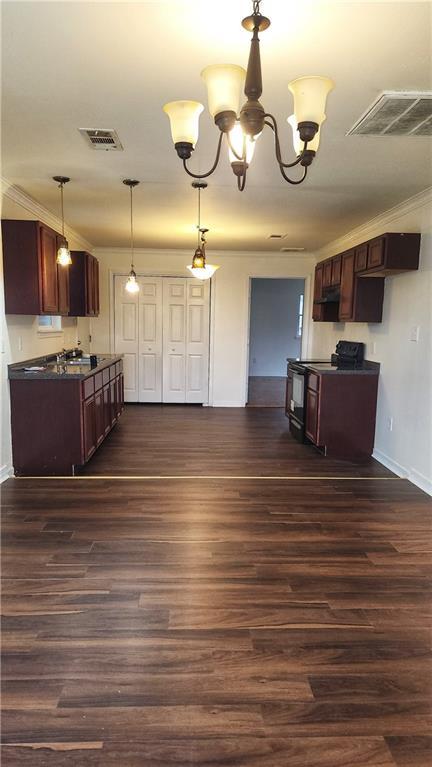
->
[1,0,431,253]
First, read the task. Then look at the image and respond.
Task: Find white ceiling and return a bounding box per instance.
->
[2,0,431,252]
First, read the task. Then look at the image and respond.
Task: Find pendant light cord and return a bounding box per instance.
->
[130,184,134,270]
[197,185,201,248]
[60,181,65,238]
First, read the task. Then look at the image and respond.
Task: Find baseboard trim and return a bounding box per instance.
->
[373,449,431,496]
[0,463,13,484]
[408,468,432,496]
[212,400,245,408]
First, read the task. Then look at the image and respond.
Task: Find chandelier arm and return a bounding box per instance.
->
[278,163,308,185]
[237,168,247,192]
[226,129,246,162]
[264,113,308,169]
[182,133,224,179]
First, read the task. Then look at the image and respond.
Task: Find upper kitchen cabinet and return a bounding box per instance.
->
[2,219,71,315]
[69,251,100,317]
[312,232,420,323]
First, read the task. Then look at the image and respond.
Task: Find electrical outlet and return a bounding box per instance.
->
[387,417,393,432]
[410,326,420,342]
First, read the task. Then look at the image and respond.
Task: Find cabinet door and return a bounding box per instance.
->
[323,260,332,288]
[354,244,368,272]
[57,240,70,315]
[331,256,341,286]
[305,388,319,444]
[115,375,122,418]
[368,237,385,269]
[94,389,104,447]
[83,396,96,461]
[103,384,111,435]
[312,266,323,321]
[85,254,95,316]
[339,251,355,321]
[39,226,58,313]
[110,378,117,427]
[93,257,100,316]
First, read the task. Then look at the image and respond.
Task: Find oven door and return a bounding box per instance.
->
[287,365,307,441]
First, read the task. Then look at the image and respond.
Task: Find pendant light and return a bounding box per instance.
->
[123,179,140,293]
[53,176,72,266]
[187,182,219,280]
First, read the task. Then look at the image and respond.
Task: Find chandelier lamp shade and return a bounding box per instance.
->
[187,182,219,280]
[123,179,140,294]
[163,0,333,191]
[53,176,72,266]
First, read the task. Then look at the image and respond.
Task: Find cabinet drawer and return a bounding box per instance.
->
[355,244,368,272]
[94,371,103,391]
[102,367,110,386]
[82,377,94,399]
[307,372,320,392]
[368,237,385,269]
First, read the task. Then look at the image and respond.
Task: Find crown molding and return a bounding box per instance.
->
[316,186,432,261]
[92,246,316,260]
[1,177,94,252]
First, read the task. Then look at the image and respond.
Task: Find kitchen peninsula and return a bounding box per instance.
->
[8,350,124,475]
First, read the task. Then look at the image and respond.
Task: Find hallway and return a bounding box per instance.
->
[1,407,431,766]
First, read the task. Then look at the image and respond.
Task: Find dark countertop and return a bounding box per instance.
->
[305,361,380,375]
[8,352,123,381]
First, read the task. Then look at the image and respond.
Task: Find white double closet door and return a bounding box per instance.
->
[114,276,210,404]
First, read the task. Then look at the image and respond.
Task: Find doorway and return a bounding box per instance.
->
[247,278,305,407]
[114,275,210,404]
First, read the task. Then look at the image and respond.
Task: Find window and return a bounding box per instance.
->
[37,316,62,334]
[296,293,304,338]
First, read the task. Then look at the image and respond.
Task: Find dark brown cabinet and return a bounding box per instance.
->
[9,358,124,475]
[2,220,72,316]
[303,369,379,460]
[69,251,100,317]
[312,232,420,323]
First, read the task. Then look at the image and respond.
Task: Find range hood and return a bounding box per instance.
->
[314,288,340,304]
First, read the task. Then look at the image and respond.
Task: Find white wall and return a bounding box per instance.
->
[89,249,315,407]
[249,278,304,376]
[0,184,93,480]
[310,190,432,495]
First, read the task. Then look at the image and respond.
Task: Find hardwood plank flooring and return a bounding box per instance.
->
[1,407,432,766]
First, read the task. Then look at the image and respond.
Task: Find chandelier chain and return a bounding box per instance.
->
[253,0,261,15]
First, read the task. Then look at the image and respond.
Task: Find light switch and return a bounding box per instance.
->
[410,326,420,342]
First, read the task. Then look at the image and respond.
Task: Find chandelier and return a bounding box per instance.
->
[163,0,333,191]
[187,182,219,280]
[123,179,140,293]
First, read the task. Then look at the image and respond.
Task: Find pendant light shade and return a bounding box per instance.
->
[201,64,246,118]
[187,182,219,281]
[288,76,334,129]
[53,176,72,266]
[123,179,140,294]
[163,100,204,146]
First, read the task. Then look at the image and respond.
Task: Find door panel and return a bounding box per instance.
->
[163,278,187,403]
[114,276,139,401]
[40,226,58,314]
[185,279,210,403]
[138,277,162,402]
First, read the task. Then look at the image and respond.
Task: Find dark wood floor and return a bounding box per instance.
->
[1,407,432,766]
[80,404,393,477]
[247,377,286,407]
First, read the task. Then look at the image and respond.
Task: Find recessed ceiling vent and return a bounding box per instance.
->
[347,92,432,136]
[281,247,305,252]
[268,234,285,239]
[79,128,123,150]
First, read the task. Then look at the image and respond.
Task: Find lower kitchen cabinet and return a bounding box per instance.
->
[9,359,123,475]
[304,370,379,460]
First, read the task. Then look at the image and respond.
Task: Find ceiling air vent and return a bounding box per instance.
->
[347,92,432,136]
[280,247,305,252]
[79,128,123,150]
